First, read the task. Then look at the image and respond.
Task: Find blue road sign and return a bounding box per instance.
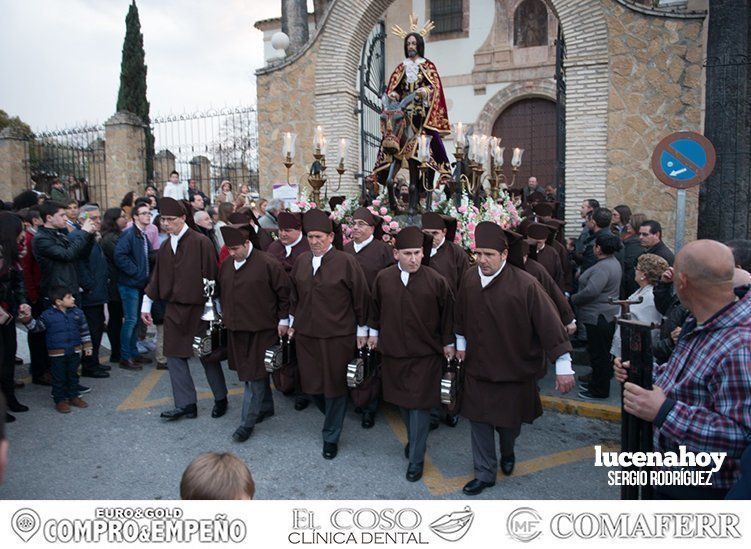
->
[651,131,716,190]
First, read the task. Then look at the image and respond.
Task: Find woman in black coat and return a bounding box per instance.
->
[0,212,31,422]
[100,208,127,364]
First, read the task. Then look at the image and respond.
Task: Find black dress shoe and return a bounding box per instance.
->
[500,454,516,476]
[232,426,253,442]
[257,410,275,423]
[322,442,338,460]
[6,399,29,413]
[361,411,375,429]
[81,368,110,378]
[211,398,228,418]
[294,398,309,411]
[404,443,410,459]
[14,356,23,365]
[462,478,495,496]
[429,419,440,431]
[406,462,424,482]
[160,404,198,420]
[119,359,142,371]
[443,414,459,427]
[6,412,16,423]
[98,363,112,371]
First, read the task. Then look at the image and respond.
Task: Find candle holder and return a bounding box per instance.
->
[335,158,345,192]
[307,148,327,205]
[283,152,294,185]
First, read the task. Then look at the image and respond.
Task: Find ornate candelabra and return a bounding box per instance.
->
[308,126,327,204]
[281,132,296,185]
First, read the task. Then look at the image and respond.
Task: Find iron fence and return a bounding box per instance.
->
[151,106,259,199]
[25,124,109,206]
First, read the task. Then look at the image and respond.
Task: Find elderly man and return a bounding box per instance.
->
[455,222,574,495]
[344,207,395,429]
[266,211,311,411]
[141,198,228,421]
[288,209,370,460]
[258,199,283,231]
[194,210,218,250]
[71,204,110,379]
[616,240,751,499]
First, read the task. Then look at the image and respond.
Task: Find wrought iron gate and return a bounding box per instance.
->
[555,24,566,209]
[357,21,386,191]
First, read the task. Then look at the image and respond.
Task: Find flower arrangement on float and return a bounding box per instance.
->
[434,188,522,252]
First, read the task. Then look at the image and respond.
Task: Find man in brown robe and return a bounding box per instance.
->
[266,211,311,411]
[532,202,574,294]
[526,222,565,291]
[368,226,454,482]
[141,197,228,421]
[267,212,310,273]
[421,212,469,295]
[288,209,370,460]
[218,225,291,442]
[522,240,576,331]
[421,211,468,429]
[455,222,575,495]
[343,207,395,429]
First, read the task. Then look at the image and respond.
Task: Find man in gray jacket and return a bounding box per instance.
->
[570,232,622,400]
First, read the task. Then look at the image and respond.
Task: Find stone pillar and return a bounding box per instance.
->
[153,149,176,189]
[190,155,211,194]
[104,111,146,208]
[698,0,751,240]
[88,138,106,206]
[282,0,309,55]
[0,126,30,199]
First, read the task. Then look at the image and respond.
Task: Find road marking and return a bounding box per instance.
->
[118,369,243,411]
[383,408,618,496]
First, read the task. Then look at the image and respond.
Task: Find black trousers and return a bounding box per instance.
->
[28,300,50,380]
[106,300,123,362]
[81,304,105,370]
[0,320,18,402]
[585,316,616,397]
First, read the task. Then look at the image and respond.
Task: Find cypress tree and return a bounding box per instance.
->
[116,0,154,179]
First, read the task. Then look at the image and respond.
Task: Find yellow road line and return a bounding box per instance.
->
[384,407,618,496]
[117,369,165,411]
[541,395,621,422]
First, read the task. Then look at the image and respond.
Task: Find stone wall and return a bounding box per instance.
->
[0,127,29,200]
[256,41,321,202]
[603,1,705,247]
[104,111,147,208]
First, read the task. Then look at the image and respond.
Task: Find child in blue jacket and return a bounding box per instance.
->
[22,286,92,413]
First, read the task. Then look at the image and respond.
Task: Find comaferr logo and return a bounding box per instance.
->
[507,507,542,542]
[429,506,475,542]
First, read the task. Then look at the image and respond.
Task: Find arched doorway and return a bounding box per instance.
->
[491,98,557,190]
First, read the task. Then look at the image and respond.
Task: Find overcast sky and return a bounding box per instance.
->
[0,0,289,131]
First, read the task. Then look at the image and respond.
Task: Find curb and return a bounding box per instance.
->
[541,394,621,423]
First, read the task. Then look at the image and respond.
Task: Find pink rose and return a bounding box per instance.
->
[383,215,392,223]
[372,199,381,207]
[467,222,476,232]
[389,221,399,230]
[310,202,317,209]
[458,205,467,213]
[379,207,388,215]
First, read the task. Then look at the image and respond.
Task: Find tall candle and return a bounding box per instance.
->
[511,147,524,167]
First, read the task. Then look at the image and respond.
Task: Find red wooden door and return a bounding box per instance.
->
[491,98,557,191]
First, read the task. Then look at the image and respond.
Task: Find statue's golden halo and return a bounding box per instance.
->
[391,14,435,39]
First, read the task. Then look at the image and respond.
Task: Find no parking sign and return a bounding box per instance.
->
[650,131,716,250]
[651,131,716,189]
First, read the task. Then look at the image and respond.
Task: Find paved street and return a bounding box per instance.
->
[1,329,620,500]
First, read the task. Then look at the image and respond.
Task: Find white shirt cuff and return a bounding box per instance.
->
[278,318,289,326]
[368,327,379,336]
[455,334,467,352]
[288,315,294,328]
[356,325,369,337]
[555,352,575,375]
[141,295,153,314]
